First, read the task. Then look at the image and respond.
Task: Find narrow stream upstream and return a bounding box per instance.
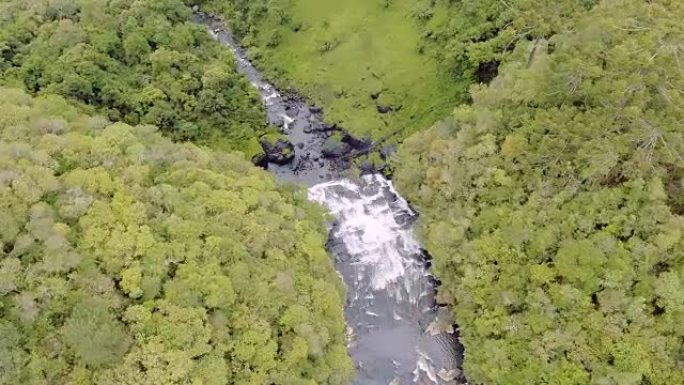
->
[197,12,465,385]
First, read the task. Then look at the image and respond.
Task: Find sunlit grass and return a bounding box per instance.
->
[247,0,467,140]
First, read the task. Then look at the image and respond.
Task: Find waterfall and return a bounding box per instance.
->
[309,175,461,384]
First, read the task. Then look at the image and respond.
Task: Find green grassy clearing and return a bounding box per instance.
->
[227,0,468,140]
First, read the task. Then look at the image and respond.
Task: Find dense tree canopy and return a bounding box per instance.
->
[0,88,353,385]
[0,0,266,149]
[394,1,684,384]
[414,0,599,82]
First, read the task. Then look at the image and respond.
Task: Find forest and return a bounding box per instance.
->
[0,1,354,383]
[1,0,683,384]
[0,0,266,150]
[0,87,352,384]
[394,0,684,384]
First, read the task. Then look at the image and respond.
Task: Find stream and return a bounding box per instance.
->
[197,12,465,385]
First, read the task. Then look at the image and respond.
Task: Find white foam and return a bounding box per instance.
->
[281,114,295,129]
[414,354,438,384]
[308,174,422,291]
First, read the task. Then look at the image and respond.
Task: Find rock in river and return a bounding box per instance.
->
[251,153,269,169]
[342,133,372,152]
[259,134,295,165]
[359,162,376,174]
[321,136,351,158]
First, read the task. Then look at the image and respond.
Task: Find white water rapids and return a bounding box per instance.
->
[309,175,461,385]
[308,175,422,294]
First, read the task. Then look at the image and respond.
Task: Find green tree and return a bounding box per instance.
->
[394,0,684,383]
[62,297,132,368]
[0,88,353,385]
[0,0,266,150]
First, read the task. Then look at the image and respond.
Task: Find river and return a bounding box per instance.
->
[196,12,465,385]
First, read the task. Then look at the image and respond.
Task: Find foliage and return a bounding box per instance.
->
[0,88,353,385]
[205,0,467,140]
[200,0,598,142]
[0,0,266,150]
[415,0,598,82]
[394,1,684,384]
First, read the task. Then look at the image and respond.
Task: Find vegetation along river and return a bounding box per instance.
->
[197,12,466,385]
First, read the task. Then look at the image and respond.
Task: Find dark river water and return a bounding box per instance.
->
[197,12,465,385]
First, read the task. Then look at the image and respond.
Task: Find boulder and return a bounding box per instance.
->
[317,123,339,132]
[284,104,299,115]
[321,136,351,158]
[309,106,323,114]
[359,162,375,174]
[251,153,268,169]
[259,135,295,165]
[376,104,402,114]
[306,123,339,134]
[342,134,372,152]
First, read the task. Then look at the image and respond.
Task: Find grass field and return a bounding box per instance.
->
[232,0,467,140]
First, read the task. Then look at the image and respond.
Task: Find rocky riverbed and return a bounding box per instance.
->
[197,11,375,186]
